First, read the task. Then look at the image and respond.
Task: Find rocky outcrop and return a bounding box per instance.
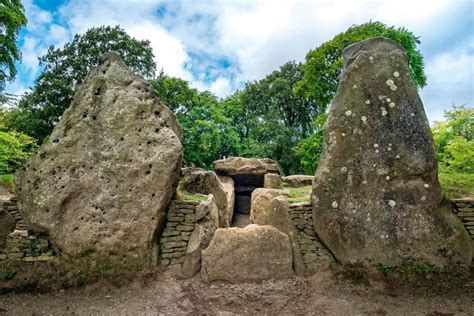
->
[201,225,293,282]
[15,52,183,267]
[282,175,314,188]
[181,168,231,228]
[311,37,472,267]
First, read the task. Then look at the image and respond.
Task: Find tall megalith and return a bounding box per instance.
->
[16,52,183,267]
[311,37,471,267]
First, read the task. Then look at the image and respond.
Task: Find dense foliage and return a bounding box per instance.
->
[0,122,37,174]
[3,25,156,142]
[150,73,238,169]
[0,0,27,93]
[432,106,474,198]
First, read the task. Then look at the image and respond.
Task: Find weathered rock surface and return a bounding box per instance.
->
[0,209,16,248]
[181,168,230,228]
[282,175,314,188]
[15,52,183,266]
[312,37,472,267]
[250,190,305,275]
[217,176,235,227]
[201,224,293,282]
[213,157,282,185]
[181,224,212,277]
[264,173,281,189]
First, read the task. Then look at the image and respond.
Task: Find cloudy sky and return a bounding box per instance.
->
[5,0,473,123]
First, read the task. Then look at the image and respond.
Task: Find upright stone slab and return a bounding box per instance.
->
[311,37,472,267]
[16,52,183,266]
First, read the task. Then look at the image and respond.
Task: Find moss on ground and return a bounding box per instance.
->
[284,185,312,203]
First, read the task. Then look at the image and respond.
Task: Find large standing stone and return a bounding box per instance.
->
[311,37,472,267]
[201,224,293,282]
[15,52,183,266]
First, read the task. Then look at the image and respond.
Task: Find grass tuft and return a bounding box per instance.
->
[0,174,15,192]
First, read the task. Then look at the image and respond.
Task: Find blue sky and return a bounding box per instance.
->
[5,0,474,123]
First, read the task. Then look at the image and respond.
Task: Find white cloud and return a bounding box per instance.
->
[5,0,473,122]
[420,44,474,122]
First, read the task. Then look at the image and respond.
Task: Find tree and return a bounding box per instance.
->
[0,122,37,174]
[222,61,321,174]
[295,21,426,174]
[301,21,426,108]
[150,73,239,169]
[432,105,474,198]
[0,0,27,92]
[9,25,156,142]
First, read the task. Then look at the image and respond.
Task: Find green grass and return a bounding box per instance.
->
[175,175,208,202]
[0,174,15,192]
[438,169,474,199]
[378,261,439,277]
[176,191,208,202]
[284,185,312,203]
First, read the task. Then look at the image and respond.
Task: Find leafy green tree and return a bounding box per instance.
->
[301,21,426,107]
[0,125,37,174]
[8,25,156,142]
[293,113,327,175]
[295,21,426,174]
[0,0,27,93]
[150,73,239,168]
[432,105,473,197]
[224,61,321,174]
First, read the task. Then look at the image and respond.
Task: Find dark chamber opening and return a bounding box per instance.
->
[230,174,264,227]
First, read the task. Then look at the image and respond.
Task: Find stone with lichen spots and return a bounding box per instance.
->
[311,37,472,268]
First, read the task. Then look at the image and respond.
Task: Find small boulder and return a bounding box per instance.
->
[264,173,281,189]
[201,224,293,282]
[0,209,16,248]
[213,157,282,186]
[282,175,314,188]
[250,191,306,275]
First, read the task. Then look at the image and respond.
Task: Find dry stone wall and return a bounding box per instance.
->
[159,200,199,266]
[288,202,334,272]
[451,198,474,240]
[0,197,55,263]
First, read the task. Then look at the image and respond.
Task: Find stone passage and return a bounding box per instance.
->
[213,157,282,227]
[451,198,474,240]
[159,200,199,266]
[288,202,334,272]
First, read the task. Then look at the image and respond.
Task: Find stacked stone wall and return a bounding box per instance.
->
[0,197,55,262]
[451,198,474,240]
[159,200,199,266]
[288,202,334,271]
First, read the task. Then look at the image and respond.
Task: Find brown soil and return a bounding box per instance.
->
[0,264,473,315]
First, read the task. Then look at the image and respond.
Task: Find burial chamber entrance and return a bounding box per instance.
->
[230,174,264,227]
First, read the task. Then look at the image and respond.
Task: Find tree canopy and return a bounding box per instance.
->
[0,0,27,93]
[6,25,156,142]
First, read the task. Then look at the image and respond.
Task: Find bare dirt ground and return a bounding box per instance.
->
[0,264,473,315]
